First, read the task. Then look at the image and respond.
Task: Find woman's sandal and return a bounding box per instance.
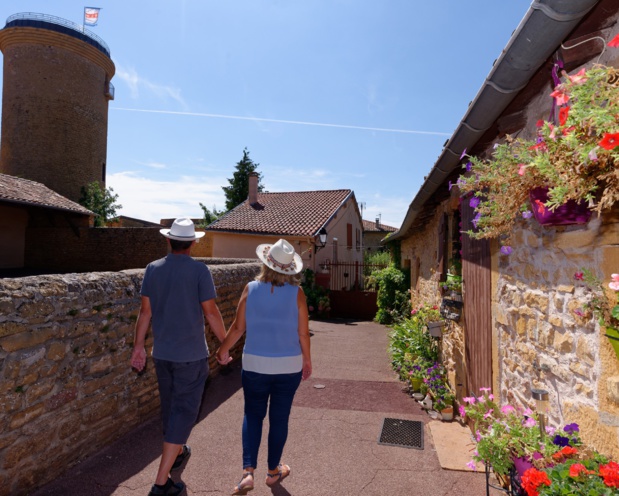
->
[265,464,290,487]
[232,471,254,495]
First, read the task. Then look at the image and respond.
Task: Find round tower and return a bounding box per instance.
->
[0,13,115,203]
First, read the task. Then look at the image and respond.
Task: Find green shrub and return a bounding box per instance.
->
[368,264,411,324]
[301,269,331,318]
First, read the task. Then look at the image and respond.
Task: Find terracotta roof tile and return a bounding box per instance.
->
[206,190,353,236]
[0,173,93,215]
[362,219,397,232]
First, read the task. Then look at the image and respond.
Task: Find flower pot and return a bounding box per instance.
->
[512,452,544,477]
[427,320,446,337]
[410,377,423,392]
[529,187,592,226]
[440,407,454,421]
[419,393,433,410]
[605,327,619,361]
[412,392,424,401]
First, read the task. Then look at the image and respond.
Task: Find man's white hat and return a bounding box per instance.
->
[256,239,303,275]
[160,217,205,241]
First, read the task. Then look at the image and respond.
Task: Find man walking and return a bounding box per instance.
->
[131,217,227,496]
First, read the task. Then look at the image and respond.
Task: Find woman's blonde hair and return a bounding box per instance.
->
[256,264,302,286]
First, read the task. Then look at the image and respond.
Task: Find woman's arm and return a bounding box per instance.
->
[297,287,312,380]
[215,284,249,364]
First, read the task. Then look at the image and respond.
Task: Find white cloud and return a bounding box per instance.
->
[113,63,187,109]
[107,171,226,223]
[138,161,167,169]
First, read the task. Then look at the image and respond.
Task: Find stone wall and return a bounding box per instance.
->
[495,209,619,459]
[24,227,215,273]
[0,261,260,495]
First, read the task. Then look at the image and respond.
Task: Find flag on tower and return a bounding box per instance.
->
[84,7,101,27]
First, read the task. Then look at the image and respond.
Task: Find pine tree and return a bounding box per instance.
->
[222,148,264,211]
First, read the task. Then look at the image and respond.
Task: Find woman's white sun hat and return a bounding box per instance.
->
[256,239,303,275]
[160,217,205,241]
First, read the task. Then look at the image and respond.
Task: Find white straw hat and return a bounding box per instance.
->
[256,239,303,275]
[160,217,205,241]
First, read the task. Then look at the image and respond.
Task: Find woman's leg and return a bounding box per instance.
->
[241,370,271,469]
[266,371,302,471]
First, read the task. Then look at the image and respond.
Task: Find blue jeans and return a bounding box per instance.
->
[154,358,209,444]
[241,370,302,470]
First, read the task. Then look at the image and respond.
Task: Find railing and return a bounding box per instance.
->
[5,13,110,57]
[323,261,387,291]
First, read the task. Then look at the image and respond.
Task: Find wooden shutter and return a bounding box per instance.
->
[347,223,352,249]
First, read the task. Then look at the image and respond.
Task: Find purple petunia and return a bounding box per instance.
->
[469,197,481,209]
[553,435,570,447]
[465,161,472,172]
[500,246,513,255]
[522,210,533,219]
[472,212,482,228]
[460,148,467,160]
[563,423,579,434]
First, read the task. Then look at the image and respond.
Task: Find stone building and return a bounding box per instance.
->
[390,0,619,458]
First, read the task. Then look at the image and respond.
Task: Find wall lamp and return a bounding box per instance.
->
[531,387,549,439]
[314,227,328,253]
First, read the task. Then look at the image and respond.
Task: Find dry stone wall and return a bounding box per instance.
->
[0,261,260,495]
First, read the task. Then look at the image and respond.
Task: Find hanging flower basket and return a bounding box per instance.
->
[529,187,592,226]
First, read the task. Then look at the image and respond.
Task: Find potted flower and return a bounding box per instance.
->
[464,388,582,482]
[411,303,446,337]
[433,388,455,421]
[521,449,619,495]
[457,50,619,243]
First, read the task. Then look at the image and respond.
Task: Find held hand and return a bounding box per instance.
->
[131,346,146,372]
[215,349,232,365]
[302,361,312,381]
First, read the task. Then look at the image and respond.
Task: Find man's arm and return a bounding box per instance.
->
[201,298,227,343]
[131,296,152,372]
[215,285,248,364]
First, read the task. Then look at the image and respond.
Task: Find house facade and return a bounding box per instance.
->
[390,0,619,459]
[362,218,397,254]
[205,173,364,278]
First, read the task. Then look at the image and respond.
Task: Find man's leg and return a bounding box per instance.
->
[155,442,183,485]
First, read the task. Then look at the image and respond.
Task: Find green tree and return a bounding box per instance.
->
[222,147,264,211]
[197,202,224,227]
[78,181,122,227]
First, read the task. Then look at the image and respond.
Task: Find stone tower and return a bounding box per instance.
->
[0,13,115,203]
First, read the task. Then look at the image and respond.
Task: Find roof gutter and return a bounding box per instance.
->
[389,0,600,242]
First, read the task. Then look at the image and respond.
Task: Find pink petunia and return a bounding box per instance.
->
[610,274,619,291]
[567,68,588,85]
[459,405,466,418]
[488,394,494,400]
[589,148,598,161]
[501,404,515,414]
[466,460,477,471]
[545,425,556,435]
[483,409,494,419]
[463,396,476,404]
[550,87,569,105]
[518,163,526,176]
[524,417,537,428]
[479,387,491,393]
[523,408,533,416]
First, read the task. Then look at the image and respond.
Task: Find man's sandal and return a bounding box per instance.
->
[232,471,254,495]
[265,464,290,487]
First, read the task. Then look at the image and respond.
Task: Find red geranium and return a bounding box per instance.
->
[569,463,595,478]
[522,467,551,496]
[600,461,619,488]
[559,106,570,126]
[599,132,619,150]
[609,33,619,48]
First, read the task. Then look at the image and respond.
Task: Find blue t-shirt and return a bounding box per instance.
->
[141,254,216,362]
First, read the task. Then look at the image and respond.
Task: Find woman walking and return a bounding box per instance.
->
[216,239,312,495]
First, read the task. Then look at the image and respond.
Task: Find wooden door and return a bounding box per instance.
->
[461,199,493,396]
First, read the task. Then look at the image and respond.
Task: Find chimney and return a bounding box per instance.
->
[375,217,380,229]
[248,172,258,206]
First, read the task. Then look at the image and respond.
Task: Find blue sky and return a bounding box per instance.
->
[0,1,532,227]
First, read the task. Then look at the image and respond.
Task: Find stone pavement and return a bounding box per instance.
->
[31,320,488,496]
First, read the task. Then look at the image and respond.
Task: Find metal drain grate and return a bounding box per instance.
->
[377,418,424,450]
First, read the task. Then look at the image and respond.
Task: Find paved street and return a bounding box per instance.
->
[31,319,487,495]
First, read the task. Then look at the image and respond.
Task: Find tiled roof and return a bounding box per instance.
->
[0,173,93,215]
[362,219,397,233]
[206,190,353,236]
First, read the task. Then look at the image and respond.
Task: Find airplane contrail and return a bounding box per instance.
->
[112,107,451,136]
